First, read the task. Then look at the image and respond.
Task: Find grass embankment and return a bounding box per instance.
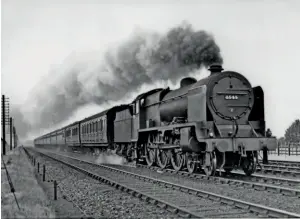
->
[1,148,55,218]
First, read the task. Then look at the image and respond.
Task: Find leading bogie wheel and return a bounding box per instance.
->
[204,152,217,176]
[186,153,197,173]
[243,155,257,176]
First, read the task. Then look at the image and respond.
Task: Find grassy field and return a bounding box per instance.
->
[1,148,55,218]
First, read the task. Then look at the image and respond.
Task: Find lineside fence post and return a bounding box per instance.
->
[43,165,46,182]
[54,181,57,200]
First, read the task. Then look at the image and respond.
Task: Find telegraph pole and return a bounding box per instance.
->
[2,95,4,154]
[10,117,13,150]
[1,95,10,155]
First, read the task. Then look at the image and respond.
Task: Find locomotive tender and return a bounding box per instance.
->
[34,64,277,176]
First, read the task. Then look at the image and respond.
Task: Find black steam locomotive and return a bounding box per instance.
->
[34,64,277,176]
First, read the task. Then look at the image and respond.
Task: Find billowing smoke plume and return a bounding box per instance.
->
[14,22,223,140]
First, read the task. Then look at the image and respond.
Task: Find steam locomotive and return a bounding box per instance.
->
[34,64,277,176]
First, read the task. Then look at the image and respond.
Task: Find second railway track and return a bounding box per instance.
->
[260,160,300,168]
[256,164,300,177]
[27,148,300,218]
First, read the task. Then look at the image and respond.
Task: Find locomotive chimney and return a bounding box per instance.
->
[208,64,224,74]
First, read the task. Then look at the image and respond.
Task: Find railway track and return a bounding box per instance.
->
[256,165,300,177]
[260,160,300,168]
[136,165,300,196]
[260,164,300,172]
[26,148,300,218]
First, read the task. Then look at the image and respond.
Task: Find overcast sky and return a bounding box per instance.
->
[2,0,300,138]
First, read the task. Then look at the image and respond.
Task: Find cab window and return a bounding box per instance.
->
[136,101,139,114]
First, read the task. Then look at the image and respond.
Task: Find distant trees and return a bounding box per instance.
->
[284,119,300,143]
[278,137,285,146]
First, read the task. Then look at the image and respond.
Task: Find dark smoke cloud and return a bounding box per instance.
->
[17,22,223,140]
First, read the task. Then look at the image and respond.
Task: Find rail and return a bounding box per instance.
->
[26,148,300,218]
